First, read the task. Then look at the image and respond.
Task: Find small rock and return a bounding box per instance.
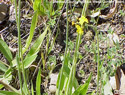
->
[84,31,93,41]
[110,76,116,90]
[112,33,119,43]
[50,73,58,85]
[49,73,58,94]
[107,33,119,47]
[49,85,56,94]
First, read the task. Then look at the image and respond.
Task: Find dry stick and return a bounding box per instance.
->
[0,80,20,94]
[0,27,8,34]
[31,58,42,79]
[30,64,45,78]
[115,67,121,90]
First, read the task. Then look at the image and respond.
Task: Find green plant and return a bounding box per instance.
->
[0,0,48,95]
[0,0,122,95]
[100,34,122,94]
[56,0,92,95]
[88,22,123,94]
[0,0,64,94]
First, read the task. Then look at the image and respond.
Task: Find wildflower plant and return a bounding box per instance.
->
[56,0,92,95]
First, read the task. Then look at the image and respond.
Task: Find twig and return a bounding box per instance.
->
[0,80,20,94]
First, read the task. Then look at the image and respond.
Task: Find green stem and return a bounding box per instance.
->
[66,0,89,94]
[87,17,100,95]
[16,0,30,94]
[95,10,100,95]
[14,0,23,94]
[17,0,22,59]
[0,80,21,94]
[65,34,81,95]
[65,0,69,53]
[57,0,69,94]
[82,0,89,16]
[16,56,23,95]
[96,30,100,95]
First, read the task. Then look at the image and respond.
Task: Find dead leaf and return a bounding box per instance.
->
[120,70,125,95]
[99,0,118,19]
[90,11,100,18]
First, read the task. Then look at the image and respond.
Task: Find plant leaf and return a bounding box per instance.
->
[0,38,13,63]
[56,70,65,91]
[0,90,20,95]
[23,26,48,68]
[26,26,48,57]
[0,84,4,89]
[4,68,12,83]
[0,80,19,94]
[31,82,34,95]
[0,61,8,72]
[33,0,41,11]
[36,68,41,95]
[22,12,38,54]
[23,53,37,68]
[72,73,92,95]
[56,64,78,94]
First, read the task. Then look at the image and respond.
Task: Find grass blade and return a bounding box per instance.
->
[23,53,37,68]
[26,26,48,57]
[22,12,38,54]
[0,80,20,94]
[0,61,8,72]
[31,82,34,95]
[0,90,20,95]
[36,68,41,95]
[72,73,92,95]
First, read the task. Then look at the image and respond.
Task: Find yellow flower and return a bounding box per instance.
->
[75,25,83,35]
[79,16,88,26]
[72,21,75,26]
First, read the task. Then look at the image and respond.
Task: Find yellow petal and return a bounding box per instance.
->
[75,25,80,29]
[79,16,88,26]
[72,21,75,26]
[75,25,83,35]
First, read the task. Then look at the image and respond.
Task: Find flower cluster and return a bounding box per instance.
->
[75,24,84,35]
[79,16,88,26]
[72,16,88,35]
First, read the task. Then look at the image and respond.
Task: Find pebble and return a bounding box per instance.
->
[49,73,58,94]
